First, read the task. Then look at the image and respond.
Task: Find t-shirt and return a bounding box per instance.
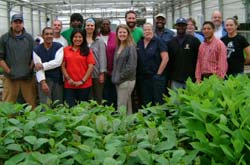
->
[61,28,73,45]
[131,27,144,44]
[63,46,95,88]
[221,34,249,74]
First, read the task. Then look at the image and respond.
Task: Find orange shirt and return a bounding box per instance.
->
[63,46,95,88]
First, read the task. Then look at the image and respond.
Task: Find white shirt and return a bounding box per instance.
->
[100,34,109,45]
[33,46,64,82]
[214,25,223,39]
[53,36,68,47]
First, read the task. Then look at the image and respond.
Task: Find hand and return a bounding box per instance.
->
[68,78,75,86]
[41,80,49,95]
[35,63,43,71]
[152,74,163,81]
[74,81,83,87]
[99,73,105,84]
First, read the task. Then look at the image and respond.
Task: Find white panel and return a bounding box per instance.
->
[23,7,32,35]
[0,1,8,35]
[223,0,245,23]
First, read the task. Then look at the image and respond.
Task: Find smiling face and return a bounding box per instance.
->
[155,17,166,29]
[186,20,195,34]
[176,23,187,35]
[211,11,222,28]
[72,32,83,47]
[126,13,137,29]
[85,22,95,34]
[225,19,238,35]
[117,27,128,42]
[202,23,215,40]
[42,28,54,44]
[143,24,153,40]
[53,20,62,34]
[11,20,23,35]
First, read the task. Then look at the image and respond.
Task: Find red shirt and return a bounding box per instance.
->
[63,46,95,88]
[195,36,228,81]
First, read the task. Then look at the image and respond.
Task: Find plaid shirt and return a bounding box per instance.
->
[195,36,228,81]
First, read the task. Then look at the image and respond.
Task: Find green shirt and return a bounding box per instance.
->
[61,28,73,45]
[131,27,144,44]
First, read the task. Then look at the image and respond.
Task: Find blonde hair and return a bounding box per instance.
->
[116,24,135,47]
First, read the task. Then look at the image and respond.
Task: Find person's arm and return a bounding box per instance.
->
[33,51,46,82]
[0,60,10,74]
[41,47,64,71]
[217,43,228,79]
[156,51,169,75]
[98,39,107,83]
[244,46,250,64]
[195,48,202,83]
[75,64,95,86]
[0,36,10,74]
[61,61,74,86]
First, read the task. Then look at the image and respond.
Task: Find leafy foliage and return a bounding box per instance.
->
[1,75,250,164]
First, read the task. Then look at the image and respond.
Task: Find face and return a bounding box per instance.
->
[212,11,222,27]
[143,24,153,39]
[176,23,187,35]
[155,17,166,29]
[11,20,23,34]
[126,13,136,29]
[117,27,128,42]
[72,32,83,47]
[85,22,95,34]
[42,29,54,44]
[186,21,195,33]
[53,20,62,33]
[101,20,111,33]
[225,19,237,34]
[202,24,215,40]
[71,20,82,28]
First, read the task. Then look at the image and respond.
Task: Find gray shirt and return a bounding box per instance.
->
[89,37,107,78]
[112,45,137,85]
[0,28,35,79]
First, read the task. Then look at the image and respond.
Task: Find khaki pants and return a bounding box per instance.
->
[116,80,135,115]
[2,76,37,109]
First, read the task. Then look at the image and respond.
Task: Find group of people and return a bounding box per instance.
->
[0,10,250,114]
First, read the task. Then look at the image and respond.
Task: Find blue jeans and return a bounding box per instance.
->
[138,75,166,106]
[64,87,90,107]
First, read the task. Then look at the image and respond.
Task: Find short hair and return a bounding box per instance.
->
[125,10,137,18]
[42,27,53,35]
[202,21,215,29]
[186,17,197,27]
[70,13,83,23]
[143,22,153,29]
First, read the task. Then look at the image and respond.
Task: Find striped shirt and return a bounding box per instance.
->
[195,36,228,81]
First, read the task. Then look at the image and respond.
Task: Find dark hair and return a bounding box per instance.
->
[203,21,215,29]
[226,17,238,26]
[42,27,53,35]
[125,10,137,18]
[70,13,83,24]
[70,28,89,56]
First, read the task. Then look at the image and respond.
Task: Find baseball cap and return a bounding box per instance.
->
[11,14,23,22]
[155,13,166,19]
[175,18,187,25]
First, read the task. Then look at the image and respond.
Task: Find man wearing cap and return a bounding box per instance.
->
[61,13,83,45]
[0,14,37,109]
[168,18,200,89]
[154,13,175,44]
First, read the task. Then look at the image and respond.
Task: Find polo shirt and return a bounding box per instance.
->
[131,27,144,44]
[137,36,167,77]
[63,46,95,88]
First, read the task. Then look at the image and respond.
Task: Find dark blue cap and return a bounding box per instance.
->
[11,14,23,22]
[175,18,187,25]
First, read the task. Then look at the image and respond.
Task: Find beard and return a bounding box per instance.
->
[126,22,136,29]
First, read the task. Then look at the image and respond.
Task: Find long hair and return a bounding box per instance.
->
[84,18,98,40]
[70,28,89,56]
[115,24,135,47]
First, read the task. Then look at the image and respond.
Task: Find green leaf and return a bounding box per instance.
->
[131,149,153,165]
[232,138,244,156]
[4,153,27,165]
[103,157,119,165]
[6,144,23,152]
[24,136,37,145]
[34,138,49,150]
[8,118,20,125]
[206,123,219,138]
[36,116,49,124]
[59,150,77,159]
[219,144,235,161]
[95,115,108,133]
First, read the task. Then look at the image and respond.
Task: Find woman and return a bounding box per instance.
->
[221,18,250,76]
[85,18,107,104]
[112,24,137,114]
[62,28,95,107]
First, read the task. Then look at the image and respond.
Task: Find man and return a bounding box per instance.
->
[33,27,64,106]
[0,14,37,108]
[125,10,143,44]
[168,18,201,89]
[61,13,83,45]
[137,23,169,106]
[53,20,68,47]
[154,13,175,44]
[195,21,228,83]
[99,19,117,107]
[211,10,227,39]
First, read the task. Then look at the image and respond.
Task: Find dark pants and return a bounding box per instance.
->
[103,74,117,108]
[64,87,90,107]
[138,76,166,106]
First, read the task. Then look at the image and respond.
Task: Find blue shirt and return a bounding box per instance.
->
[194,32,204,42]
[155,28,175,45]
[137,36,168,76]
